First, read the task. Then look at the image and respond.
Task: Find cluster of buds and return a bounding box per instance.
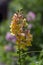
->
[10,11,32,49]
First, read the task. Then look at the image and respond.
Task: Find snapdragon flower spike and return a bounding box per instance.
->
[10,11,32,50]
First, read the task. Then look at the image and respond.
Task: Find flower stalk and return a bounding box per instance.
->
[10,10,33,65]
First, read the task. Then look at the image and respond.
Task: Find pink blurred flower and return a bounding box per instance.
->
[5,32,16,43]
[4,45,12,52]
[26,11,35,21]
[28,24,33,29]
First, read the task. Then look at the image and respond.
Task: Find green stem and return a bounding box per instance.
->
[22,51,26,65]
[19,49,21,65]
[18,45,21,65]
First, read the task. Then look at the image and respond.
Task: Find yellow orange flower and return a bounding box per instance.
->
[10,12,32,50]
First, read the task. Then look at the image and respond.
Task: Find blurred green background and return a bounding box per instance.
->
[0,0,43,65]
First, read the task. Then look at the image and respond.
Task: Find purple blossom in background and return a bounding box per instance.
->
[4,44,17,52]
[28,24,33,29]
[4,45,12,52]
[26,11,35,21]
[5,32,16,43]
